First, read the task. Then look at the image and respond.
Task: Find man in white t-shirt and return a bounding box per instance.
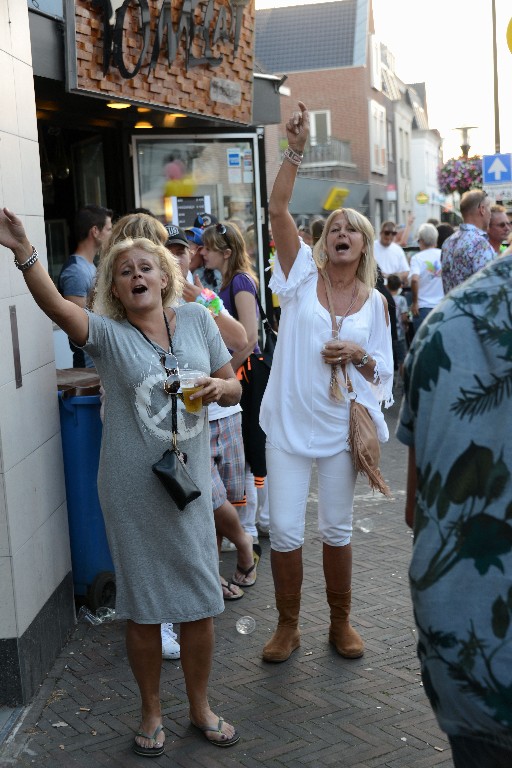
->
[374,221,410,282]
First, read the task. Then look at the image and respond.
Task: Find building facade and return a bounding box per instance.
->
[255,0,442,235]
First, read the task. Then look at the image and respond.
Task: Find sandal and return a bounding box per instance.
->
[190,716,240,747]
[221,578,244,600]
[133,724,165,757]
[232,543,261,588]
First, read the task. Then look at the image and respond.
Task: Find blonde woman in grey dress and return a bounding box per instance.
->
[0,208,241,757]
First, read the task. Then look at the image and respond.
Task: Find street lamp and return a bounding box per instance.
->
[492,0,500,153]
[455,126,477,158]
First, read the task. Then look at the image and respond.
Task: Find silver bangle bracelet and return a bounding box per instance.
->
[283,147,304,166]
[14,246,38,272]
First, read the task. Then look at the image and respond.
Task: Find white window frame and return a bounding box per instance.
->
[369,100,387,175]
[369,35,382,91]
[309,110,331,147]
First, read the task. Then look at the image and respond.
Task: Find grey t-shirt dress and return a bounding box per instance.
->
[84,302,230,623]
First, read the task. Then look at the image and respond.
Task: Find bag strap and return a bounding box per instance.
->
[171,394,179,450]
[320,270,338,337]
[229,274,277,340]
[319,270,353,395]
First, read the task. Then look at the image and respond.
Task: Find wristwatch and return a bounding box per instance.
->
[355,352,369,368]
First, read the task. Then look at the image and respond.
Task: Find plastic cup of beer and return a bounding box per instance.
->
[180,370,206,413]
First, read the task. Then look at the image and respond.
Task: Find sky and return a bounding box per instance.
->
[255,0,512,162]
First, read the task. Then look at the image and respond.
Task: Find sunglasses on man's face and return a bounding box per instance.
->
[383,230,397,236]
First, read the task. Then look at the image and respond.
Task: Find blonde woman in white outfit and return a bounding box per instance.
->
[260,102,394,663]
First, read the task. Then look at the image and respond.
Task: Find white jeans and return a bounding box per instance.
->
[266,443,357,552]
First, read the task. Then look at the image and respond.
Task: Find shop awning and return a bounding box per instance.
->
[290,177,370,217]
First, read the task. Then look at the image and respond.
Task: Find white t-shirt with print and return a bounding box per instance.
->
[408,247,444,309]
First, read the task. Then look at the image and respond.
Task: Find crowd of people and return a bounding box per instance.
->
[1,98,511,765]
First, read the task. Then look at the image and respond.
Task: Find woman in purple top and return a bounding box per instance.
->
[201,222,260,369]
[201,222,263,571]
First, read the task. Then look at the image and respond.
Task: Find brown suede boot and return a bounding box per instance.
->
[262,548,303,663]
[326,588,364,658]
[262,593,301,662]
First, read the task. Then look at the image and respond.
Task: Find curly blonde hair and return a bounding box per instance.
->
[313,208,377,290]
[93,237,184,321]
[202,222,258,290]
[92,213,172,314]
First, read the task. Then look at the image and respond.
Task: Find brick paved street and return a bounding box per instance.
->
[0,396,453,767]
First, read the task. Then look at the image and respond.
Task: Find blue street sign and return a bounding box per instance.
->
[482,153,512,184]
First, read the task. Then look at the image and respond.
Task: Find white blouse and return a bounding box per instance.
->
[260,243,394,458]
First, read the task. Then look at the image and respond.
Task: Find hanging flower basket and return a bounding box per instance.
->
[437,156,483,196]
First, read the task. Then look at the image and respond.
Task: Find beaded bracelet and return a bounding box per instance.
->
[14,246,39,272]
[283,146,304,166]
[195,288,224,317]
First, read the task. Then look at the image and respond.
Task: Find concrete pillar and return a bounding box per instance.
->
[0,1,74,706]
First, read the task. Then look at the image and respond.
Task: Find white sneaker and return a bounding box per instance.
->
[256,521,270,539]
[161,623,180,660]
[221,537,236,552]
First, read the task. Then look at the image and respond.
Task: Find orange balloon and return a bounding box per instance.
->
[508,17,512,55]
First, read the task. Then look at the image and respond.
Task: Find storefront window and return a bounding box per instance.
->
[72,137,107,210]
[133,134,259,238]
[28,0,63,17]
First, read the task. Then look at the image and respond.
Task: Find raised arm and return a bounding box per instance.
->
[397,212,414,247]
[268,101,310,278]
[0,208,89,345]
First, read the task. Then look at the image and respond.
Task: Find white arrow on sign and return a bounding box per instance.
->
[488,158,509,181]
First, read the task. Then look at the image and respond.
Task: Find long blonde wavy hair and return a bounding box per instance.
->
[93,237,184,321]
[313,208,377,290]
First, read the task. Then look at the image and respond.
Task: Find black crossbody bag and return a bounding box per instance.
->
[152,393,202,510]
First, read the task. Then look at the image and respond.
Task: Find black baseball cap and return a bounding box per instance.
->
[164,224,188,247]
[194,212,218,228]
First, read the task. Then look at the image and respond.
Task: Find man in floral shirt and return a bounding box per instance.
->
[397,256,512,767]
[441,189,494,293]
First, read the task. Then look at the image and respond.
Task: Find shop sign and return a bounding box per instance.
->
[90,0,247,77]
[415,192,429,204]
[323,187,349,211]
[65,0,254,124]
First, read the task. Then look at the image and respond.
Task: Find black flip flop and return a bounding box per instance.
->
[133,724,165,757]
[190,717,240,747]
[232,543,261,588]
[221,579,244,600]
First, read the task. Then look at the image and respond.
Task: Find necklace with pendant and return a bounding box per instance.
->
[335,280,359,336]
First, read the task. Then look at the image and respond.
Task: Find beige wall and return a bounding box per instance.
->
[0,1,71,648]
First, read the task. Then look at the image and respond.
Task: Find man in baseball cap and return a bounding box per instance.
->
[164,224,192,282]
[164,223,189,247]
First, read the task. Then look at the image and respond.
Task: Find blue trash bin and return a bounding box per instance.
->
[58,392,115,610]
